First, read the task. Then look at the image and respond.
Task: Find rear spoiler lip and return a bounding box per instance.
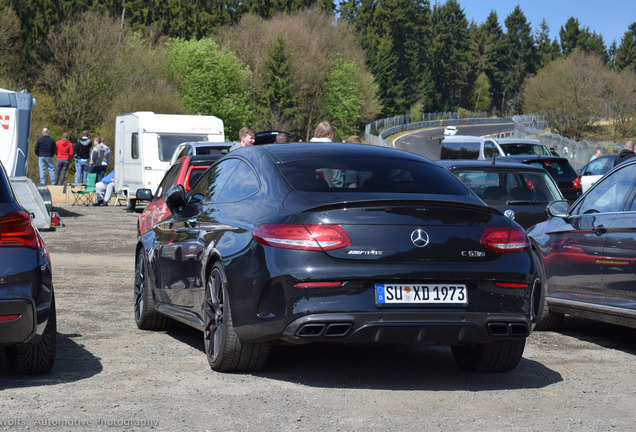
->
[287,196,501,216]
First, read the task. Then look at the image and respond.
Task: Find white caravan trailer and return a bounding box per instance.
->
[114,112,225,209]
[0,88,60,230]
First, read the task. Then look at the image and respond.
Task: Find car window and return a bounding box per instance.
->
[188,158,240,205]
[216,161,260,202]
[583,158,608,176]
[483,142,498,158]
[529,160,576,178]
[279,157,468,195]
[452,169,561,204]
[500,143,550,156]
[441,141,481,159]
[154,161,182,199]
[573,163,636,215]
[185,166,209,191]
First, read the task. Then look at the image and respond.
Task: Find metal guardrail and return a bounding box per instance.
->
[365,113,624,170]
[365,116,513,148]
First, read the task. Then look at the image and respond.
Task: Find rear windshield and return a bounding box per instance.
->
[528,160,577,178]
[278,157,469,195]
[441,141,480,159]
[452,169,562,203]
[194,147,229,159]
[500,143,550,156]
[157,134,210,162]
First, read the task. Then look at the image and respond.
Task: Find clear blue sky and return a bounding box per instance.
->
[459,0,635,48]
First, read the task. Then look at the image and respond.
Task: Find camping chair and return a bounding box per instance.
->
[71,173,97,206]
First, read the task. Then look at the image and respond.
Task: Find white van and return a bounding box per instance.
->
[114,112,224,209]
[440,135,505,160]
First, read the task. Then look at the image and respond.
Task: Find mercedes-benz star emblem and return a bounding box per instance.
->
[410,229,429,248]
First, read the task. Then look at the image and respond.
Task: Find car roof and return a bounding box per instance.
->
[441,135,488,143]
[179,141,234,148]
[436,159,548,172]
[176,154,221,167]
[496,138,545,145]
[236,142,437,165]
[497,154,570,163]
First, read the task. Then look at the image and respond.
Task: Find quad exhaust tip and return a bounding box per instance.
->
[296,322,353,338]
[487,322,530,337]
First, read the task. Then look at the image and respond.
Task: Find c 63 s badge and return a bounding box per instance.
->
[348,250,383,255]
[462,250,486,257]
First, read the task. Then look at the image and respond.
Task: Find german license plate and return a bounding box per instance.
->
[375,284,468,305]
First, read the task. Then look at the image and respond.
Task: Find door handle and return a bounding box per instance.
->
[186,218,197,228]
[592,225,606,235]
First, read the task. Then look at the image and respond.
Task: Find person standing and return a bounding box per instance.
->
[229,127,256,151]
[54,132,74,185]
[614,140,635,167]
[89,137,111,181]
[34,128,57,185]
[74,130,92,184]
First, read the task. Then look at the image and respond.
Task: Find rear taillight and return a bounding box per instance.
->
[0,211,39,249]
[480,226,530,253]
[50,212,61,227]
[253,224,352,251]
[572,176,582,189]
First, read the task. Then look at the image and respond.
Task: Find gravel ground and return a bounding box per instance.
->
[1,204,634,431]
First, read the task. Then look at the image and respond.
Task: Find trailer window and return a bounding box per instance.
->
[131,133,139,160]
[157,134,209,162]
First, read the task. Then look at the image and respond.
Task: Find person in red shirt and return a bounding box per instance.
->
[55,132,74,185]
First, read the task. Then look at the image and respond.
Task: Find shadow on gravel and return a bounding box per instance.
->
[165,325,561,392]
[0,332,102,388]
[556,316,636,355]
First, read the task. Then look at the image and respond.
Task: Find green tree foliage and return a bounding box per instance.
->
[502,5,536,115]
[559,17,608,62]
[0,0,22,83]
[321,58,364,138]
[338,0,430,116]
[535,19,561,68]
[36,11,169,135]
[214,7,378,140]
[606,69,636,137]
[522,49,609,140]
[169,38,255,139]
[470,72,492,113]
[615,22,636,72]
[262,36,296,131]
[429,0,470,110]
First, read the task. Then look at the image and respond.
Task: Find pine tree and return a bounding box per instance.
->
[615,22,636,72]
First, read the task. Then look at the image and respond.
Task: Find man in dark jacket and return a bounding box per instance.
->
[34,128,57,185]
[74,130,92,183]
[613,140,635,167]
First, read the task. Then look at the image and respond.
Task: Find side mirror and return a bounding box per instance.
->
[136,188,153,200]
[546,200,569,218]
[165,185,186,211]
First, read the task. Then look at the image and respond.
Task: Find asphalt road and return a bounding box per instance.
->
[393,122,515,160]
[0,204,634,431]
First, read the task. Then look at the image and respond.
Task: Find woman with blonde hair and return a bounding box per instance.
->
[309,120,335,142]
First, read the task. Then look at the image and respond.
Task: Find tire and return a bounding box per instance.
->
[7,297,57,374]
[204,262,269,372]
[134,249,170,330]
[532,250,565,331]
[452,339,526,373]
